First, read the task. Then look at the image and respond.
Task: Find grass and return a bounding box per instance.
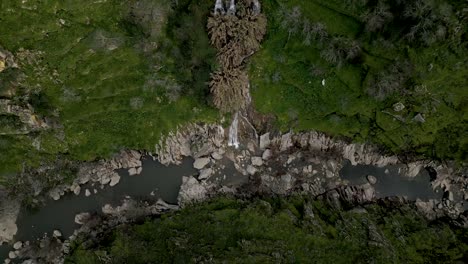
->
[0,0,219,175]
[249,0,468,160]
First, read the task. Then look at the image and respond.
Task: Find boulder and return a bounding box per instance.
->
[413,113,425,123]
[193,158,210,170]
[393,102,405,112]
[262,149,272,160]
[74,212,91,225]
[13,241,22,250]
[178,176,210,206]
[367,175,377,185]
[49,189,61,201]
[109,173,121,187]
[198,168,213,180]
[259,133,270,150]
[128,167,137,176]
[251,156,263,166]
[247,165,257,175]
[53,230,62,237]
[85,189,91,197]
[8,251,16,259]
[280,133,293,151]
[72,185,81,195]
[211,152,223,160]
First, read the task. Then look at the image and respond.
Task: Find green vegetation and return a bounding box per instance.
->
[0,0,218,175]
[249,0,467,161]
[66,197,468,263]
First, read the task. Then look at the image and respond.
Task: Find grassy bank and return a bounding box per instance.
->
[66,196,468,263]
[249,0,467,161]
[0,0,218,176]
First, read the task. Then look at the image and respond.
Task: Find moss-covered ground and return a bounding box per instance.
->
[66,196,468,263]
[0,0,218,176]
[249,0,467,161]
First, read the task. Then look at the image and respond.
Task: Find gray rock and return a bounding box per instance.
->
[49,188,61,201]
[8,251,16,259]
[74,212,91,225]
[393,102,405,112]
[85,189,91,197]
[73,185,81,195]
[211,152,223,160]
[251,156,263,166]
[193,158,210,170]
[178,176,210,205]
[198,168,213,180]
[262,149,272,160]
[13,241,22,250]
[247,165,257,175]
[259,133,270,150]
[280,133,293,151]
[0,199,20,244]
[367,175,377,185]
[413,113,425,123]
[128,167,137,176]
[53,230,62,237]
[109,173,121,187]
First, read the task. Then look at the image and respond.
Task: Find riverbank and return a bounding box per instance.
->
[1,118,466,263]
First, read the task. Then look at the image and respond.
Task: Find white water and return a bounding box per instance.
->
[228,112,240,149]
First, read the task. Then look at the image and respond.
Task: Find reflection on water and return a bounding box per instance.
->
[0,157,195,261]
[340,161,443,201]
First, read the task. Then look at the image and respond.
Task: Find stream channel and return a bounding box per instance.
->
[0,158,445,261]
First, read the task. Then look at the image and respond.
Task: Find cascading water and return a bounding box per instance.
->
[228,112,240,148]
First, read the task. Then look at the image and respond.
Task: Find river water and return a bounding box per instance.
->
[0,158,446,261]
[0,157,196,261]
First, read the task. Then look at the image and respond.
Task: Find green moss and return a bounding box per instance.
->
[249,0,467,160]
[65,197,468,263]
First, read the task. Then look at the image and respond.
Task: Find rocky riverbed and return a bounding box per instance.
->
[1,119,467,263]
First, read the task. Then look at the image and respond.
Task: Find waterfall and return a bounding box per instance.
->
[214,0,225,15]
[228,112,240,149]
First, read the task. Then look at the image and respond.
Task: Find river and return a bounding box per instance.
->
[0,158,447,261]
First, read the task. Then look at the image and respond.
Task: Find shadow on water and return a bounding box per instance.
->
[0,157,195,261]
[340,160,443,201]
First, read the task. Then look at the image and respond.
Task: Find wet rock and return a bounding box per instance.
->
[178,176,210,206]
[198,168,213,180]
[367,175,377,185]
[72,184,81,195]
[74,212,91,225]
[262,149,272,160]
[49,188,61,201]
[259,133,270,150]
[128,167,137,176]
[406,162,424,177]
[251,156,263,166]
[193,157,210,170]
[211,151,223,160]
[109,173,121,187]
[13,241,23,250]
[53,230,62,237]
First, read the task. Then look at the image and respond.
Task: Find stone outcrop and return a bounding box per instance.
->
[154,123,225,165]
[0,196,20,244]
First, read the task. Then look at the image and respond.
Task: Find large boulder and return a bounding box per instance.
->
[178,176,210,206]
[0,198,20,244]
[193,158,211,170]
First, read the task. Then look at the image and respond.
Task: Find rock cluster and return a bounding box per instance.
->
[48,150,143,201]
[154,123,225,165]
